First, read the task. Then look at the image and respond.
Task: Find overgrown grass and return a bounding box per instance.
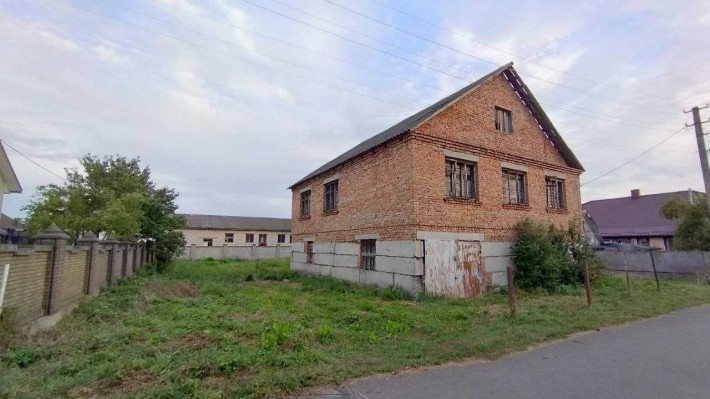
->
[1,259,709,398]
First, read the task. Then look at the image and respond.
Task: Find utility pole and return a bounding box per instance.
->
[685,105,710,212]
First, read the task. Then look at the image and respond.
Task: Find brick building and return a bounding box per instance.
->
[289,63,584,297]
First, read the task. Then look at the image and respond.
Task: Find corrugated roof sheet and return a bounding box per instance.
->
[179,214,290,231]
[582,190,701,237]
[289,62,583,189]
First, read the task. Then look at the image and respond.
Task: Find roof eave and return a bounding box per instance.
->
[0,142,22,193]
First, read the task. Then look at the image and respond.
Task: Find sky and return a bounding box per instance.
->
[1,0,710,219]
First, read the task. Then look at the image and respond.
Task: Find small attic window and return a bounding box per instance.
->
[495,107,513,134]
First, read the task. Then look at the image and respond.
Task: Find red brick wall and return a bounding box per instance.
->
[291,73,582,243]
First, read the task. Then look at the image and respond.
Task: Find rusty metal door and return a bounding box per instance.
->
[424,239,486,298]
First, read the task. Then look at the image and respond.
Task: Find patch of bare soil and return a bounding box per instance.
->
[146,282,200,298]
[104,369,159,395]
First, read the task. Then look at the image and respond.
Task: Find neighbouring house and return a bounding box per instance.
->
[0,141,22,242]
[179,214,291,247]
[1,213,25,244]
[583,188,701,250]
[582,210,602,247]
[288,62,584,297]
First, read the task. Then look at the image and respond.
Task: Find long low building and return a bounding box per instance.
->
[179,214,291,247]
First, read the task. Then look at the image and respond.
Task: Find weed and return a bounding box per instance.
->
[316,324,334,343]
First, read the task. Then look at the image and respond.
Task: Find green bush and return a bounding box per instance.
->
[512,217,605,293]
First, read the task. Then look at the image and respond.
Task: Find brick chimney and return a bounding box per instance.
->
[631,189,640,199]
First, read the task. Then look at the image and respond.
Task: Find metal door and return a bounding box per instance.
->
[424,239,486,297]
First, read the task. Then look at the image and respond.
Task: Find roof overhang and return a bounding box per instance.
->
[0,142,22,193]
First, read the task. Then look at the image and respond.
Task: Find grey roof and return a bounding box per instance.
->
[0,213,21,229]
[289,62,583,189]
[179,214,290,232]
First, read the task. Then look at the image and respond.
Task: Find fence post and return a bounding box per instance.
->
[583,260,592,307]
[33,224,70,316]
[649,251,661,291]
[104,236,119,283]
[78,232,100,295]
[132,242,140,273]
[622,251,631,295]
[190,244,196,260]
[222,244,227,260]
[120,241,132,278]
[250,244,255,260]
[506,266,516,316]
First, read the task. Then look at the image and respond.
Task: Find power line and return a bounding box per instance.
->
[364,0,599,84]
[317,0,663,104]
[540,102,670,132]
[96,0,426,108]
[55,0,417,109]
[1,140,67,182]
[581,127,687,186]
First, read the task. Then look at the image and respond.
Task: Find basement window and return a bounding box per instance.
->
[306,241,314,264]
[360,239,376,271]
[545,176,566,210]
[446,158,477,199]
[225,233,234,243]
[495,107,513,133]
[502,169,528,205]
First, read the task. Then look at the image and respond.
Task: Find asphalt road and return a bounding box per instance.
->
[298,305,710,399]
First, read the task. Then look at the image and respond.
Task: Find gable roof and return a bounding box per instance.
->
[582,190,701,238]
[289,62,583,189]
[0,142,22,193]
[0,213,21,229]
[179,214,290,232]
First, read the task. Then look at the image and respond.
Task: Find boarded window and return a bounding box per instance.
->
[301,190,311,217]
[502,169,527,205]
[225,233,234,243]
[545,176,566,209]
[445,158,477,199]
[306,241,314,264]
[203,238,213,247]
[495,107,513,133]
[259,234,267,246]
[245,233,254,243]
[277,234,286,243]
[360,240,376,271]
[324,180,339,213]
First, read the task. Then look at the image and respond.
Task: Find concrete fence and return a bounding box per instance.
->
[0,224,154,330]
[597,250,710,277]
[177,244,291,261]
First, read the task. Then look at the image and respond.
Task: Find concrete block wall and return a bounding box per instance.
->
[177,244,290,261]
[291,240,424,295]
[481,242,514,287]
[597,250,710,276]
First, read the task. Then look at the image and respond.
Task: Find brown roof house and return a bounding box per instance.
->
[583,189,700,250]
[288,63,584,297]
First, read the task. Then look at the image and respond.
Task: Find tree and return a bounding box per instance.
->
[661,194,710,250]
[23,154,185,265]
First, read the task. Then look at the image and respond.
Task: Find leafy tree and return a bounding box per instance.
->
[23,154,185,265]
[661,194,710,250]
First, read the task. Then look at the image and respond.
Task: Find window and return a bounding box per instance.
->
[301,190,311,217]
[259,234,267,246]
[203,238,213,247]
[246,233,254,243]
[545,176,566,209]
[360,240,376,271]
[665,237,673,250]
[502,169,528,205]
[278,234,286,243]
[324,180,339,213]
[225,233,234,243]
[445,158,477,199]
[637,237,650,247]
[305,241,314,263]
[495,107,513,133]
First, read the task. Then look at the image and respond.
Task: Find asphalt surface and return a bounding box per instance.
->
[297,305,710,399]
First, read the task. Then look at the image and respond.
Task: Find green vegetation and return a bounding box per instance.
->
[662,193,710,250]
[512,217,605,293]
[22,154,185,265]
[2,259,710,398]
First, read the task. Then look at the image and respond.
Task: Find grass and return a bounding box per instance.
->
[1,259,709,398]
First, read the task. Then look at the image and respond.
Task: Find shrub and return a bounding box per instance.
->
[512,217,605,293]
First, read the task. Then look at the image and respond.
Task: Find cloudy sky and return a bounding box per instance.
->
[2,0,710,219]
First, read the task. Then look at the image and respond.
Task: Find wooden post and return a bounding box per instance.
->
[506,266,516,316]
[583,260,592,307]
[622,251,631,295]
[649,251,661,291]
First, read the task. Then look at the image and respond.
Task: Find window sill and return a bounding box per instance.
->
[502,204,531,210]
[322,210,339,216]
[444,197,481,205]
[546,208,569,214]
[299,215,312,221]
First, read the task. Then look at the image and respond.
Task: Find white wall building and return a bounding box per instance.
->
[178,214,291,247]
